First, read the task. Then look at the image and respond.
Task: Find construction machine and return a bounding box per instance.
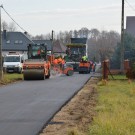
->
[52,57,74,76]
[65,38,88,72]
[63,63,74,76]
[65,38,94,74]
[23,44,51,80]
[78,61,91,74]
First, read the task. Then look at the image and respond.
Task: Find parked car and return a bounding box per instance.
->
[3,52,24,73]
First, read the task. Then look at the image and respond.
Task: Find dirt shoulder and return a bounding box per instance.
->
[40,77,99,135]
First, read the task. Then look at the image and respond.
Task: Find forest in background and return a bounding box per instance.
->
[2,21,135,67]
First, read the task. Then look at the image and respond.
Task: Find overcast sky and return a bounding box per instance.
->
[1,0,135,35]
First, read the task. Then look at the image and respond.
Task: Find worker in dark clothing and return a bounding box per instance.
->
[66,47,71,56]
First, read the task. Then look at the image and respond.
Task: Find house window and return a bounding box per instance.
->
[6,40,10,44]
[19,40,23,44]
[14,40,23,44]
[15,40,19,44]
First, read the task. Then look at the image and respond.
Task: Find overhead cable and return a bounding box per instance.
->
[1,5,27,32]
[125,0,135,12]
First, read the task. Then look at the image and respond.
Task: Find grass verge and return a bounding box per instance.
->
[108,74,128,80]
[88,76,135,135]
[0,73,23,85]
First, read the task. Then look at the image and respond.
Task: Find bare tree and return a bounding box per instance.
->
[44,33,52,40]
[32,34,45,40]
[56,31,71,45]
[87,30,120,62]
[78,27,90,38]
[27,27,120,63]
[2,21,8,31]
[89,28,100,39]
[8,22,17,31]
[87,28,100,61]
[73,30,78,38]
[64,31,72,44]
[2,21,17,31]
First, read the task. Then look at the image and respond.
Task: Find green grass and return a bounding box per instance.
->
[88,79,135,135]
[0,73,23,84]
[108,75,128,80]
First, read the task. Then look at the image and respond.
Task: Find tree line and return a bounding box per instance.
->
[31,28,135,67]
[3,21,135,66]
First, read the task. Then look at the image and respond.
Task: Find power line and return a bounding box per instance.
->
[125,0,135,12]
[1,5,27,32]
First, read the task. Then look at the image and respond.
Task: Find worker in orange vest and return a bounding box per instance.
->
[37,49,41,55]
[52,58,58,71]
[57,57,62,64]
[53,58,58,65]
[62,59,65,65]
[57,57,62,69]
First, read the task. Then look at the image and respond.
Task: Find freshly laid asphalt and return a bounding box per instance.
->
[0,73,91,135]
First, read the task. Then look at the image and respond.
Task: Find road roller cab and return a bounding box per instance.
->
[23,44,51,80]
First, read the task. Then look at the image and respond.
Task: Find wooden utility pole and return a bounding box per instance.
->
[51,30,54,55]
[0,5,3,80]
[120,0,125,73]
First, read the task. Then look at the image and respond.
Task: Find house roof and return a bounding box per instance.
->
[32,40,52,51]
[53,40,66,53]
[126,16,135,37]
[2,31,34,51]
[2,31,52,51]
[71,38,87,44]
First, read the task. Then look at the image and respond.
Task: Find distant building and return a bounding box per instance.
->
[2,30,33,58]
[126,16,135,37]
[2,30,53,58]
[2,30,68,59]
[53,40,66,56]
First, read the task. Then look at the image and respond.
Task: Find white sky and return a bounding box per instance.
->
[1,0,135,36]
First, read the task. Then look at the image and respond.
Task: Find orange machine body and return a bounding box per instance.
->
[63,66,74,76]
[78,61,91,74]
[23,44,51,80]
[52,57,74,76]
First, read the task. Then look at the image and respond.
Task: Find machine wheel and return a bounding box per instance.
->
[18,68,22,74]
[79,71,82,74]
[41,74,45,80]
[86,68,89,74]
[67,70,74,76]
[88,67,91,73]
[23,75,29,80]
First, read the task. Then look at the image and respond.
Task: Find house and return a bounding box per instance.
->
[2,30,33,58]
[53,40,66,57]
[126,16,135,37]
[2,30,53,59]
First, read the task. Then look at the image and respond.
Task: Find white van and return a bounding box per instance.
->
[3,52,24,73]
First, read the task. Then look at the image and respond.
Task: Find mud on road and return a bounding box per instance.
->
[40,77,99,135]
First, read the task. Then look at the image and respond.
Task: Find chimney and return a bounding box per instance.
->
[24,31,27,35]
[3,30,7,40]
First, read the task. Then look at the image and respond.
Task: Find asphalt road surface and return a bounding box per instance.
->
[0,73,91,135]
